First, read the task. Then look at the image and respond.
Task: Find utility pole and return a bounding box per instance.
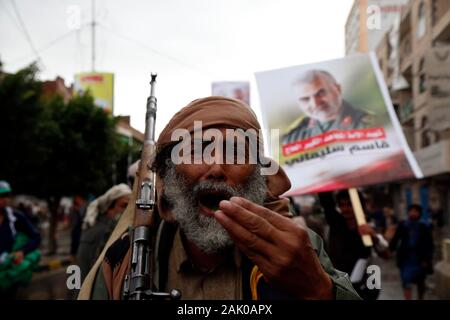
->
[91,0,96,71]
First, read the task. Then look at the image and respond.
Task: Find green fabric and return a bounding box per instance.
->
[0,181,12,194]
[91,267,109,300]
[306,228,361,300]
[0,233,41,292]
[77,215,116,281]
[0,188,11,194]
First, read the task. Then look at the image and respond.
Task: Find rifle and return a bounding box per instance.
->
[122,74,181,300]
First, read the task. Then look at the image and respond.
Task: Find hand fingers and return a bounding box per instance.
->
[358,225,373,236]
[229,197,293,231]
[215,210,276,275]
[214,209,277,256]
[218,200,279,243]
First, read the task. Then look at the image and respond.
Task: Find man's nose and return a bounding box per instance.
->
[310,96,320,108]
[204,163,227,182]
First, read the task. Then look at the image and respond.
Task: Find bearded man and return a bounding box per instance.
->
[283,69,373,144]
[78,97,360,300]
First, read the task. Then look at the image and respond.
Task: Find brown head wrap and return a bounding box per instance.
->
[155,96,291,221]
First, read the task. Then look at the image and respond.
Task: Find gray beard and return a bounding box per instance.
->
[162,163,267,254]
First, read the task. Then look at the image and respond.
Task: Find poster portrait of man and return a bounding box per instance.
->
[283,69,375,144]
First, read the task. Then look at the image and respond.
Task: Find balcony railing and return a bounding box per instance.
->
[399,36,412,68]
[432,0,450,27]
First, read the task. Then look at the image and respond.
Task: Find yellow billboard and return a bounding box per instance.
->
[74,72,114,113]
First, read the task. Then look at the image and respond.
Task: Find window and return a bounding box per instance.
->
[420,116,431,148]
[420,115,440,148]
[431,0,438,26]
[419,58,426,94]
[417,1,426,38]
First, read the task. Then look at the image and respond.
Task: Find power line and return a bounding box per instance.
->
[97,23,215,78]
[4,3,214,78]
[91,0,96,71]
[0,0,22,33]
[10,0,46,70]
[10,24,90,68]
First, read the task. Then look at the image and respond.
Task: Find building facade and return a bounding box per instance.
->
[346,0,408,55]
[374,0,450,298]
[375,0,450,223]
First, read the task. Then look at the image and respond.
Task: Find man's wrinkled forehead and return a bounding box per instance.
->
[192,126,255,140]
[294,77,326,97]
[157,96,261,146]
[170,124,260,164]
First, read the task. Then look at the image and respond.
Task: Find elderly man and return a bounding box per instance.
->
[79,97,359,300]
[76,183,131,282]
[283,70,373,144]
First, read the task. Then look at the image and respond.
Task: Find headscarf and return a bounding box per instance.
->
[82,183,132,229]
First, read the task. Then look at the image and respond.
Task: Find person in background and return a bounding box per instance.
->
[127,161,139,188]
[76,184,131,281]
[0,180,41,298]
[319,190,389,300]
[382,206,398,242]
[389,204,434,300]
[69,195,87,261]
[366,202,386,234]
[17,202,39,227]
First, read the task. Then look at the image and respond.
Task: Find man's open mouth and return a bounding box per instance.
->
[197,189,232,216]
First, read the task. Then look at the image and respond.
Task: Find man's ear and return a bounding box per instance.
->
[335,84,342,94]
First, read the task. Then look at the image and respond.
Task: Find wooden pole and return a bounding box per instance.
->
[348,188,373,247]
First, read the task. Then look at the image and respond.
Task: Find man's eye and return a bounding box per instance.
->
[300,97,309,103]
[316,89,326,97]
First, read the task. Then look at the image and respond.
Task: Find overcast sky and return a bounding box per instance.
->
[0,0,354,136]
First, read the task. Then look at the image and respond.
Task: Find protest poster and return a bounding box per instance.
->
[255,53,422,195]
[212,81,250,105]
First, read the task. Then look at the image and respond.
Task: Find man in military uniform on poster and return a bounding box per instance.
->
[283,70,373,144]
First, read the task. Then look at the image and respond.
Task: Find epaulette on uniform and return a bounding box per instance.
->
[282,116,308,136]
